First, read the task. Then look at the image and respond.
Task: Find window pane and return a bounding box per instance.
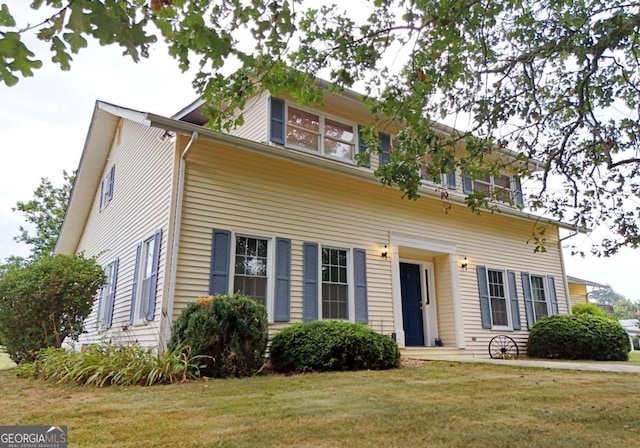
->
[234,236,268,304]
[325,119,354,142]
[288,107,319,131]
[531,275,548,319]
[144,239,155,277]
[488,270,508,327]
[324,138,354,160]
[322,248,349,320]
[322,283,348,319]
[494,175,511,189]
[234,276,267,306]
[287,126,319,150]
[491,297,509,326]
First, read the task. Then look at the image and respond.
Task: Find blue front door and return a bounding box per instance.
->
[400,262,425,347]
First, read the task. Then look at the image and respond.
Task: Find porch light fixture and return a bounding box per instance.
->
[461,257,468,271]
[381,245,389,259]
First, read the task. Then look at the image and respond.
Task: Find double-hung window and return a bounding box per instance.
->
[473,174,514,203]
[285,106,356,161]
[321,247,349,320]
[487,269,510,328]
[530,275,549,320]
[98,259,118,329]
[233,235,269,307]
[130,230,161,324]
[100,165,115,210]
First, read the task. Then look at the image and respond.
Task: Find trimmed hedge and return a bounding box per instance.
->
[269,320,400,372]
[169,293,268,378]
[527,314,630,361]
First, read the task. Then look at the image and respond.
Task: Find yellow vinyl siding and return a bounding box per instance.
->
[568,283,588,307]
[174,138,567,355]
[74,120,175,348]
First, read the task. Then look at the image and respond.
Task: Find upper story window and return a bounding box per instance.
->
[100,165,115,211]
[285,106,356,161]
[463,171,524,207]
[421,167,457,190]
[270,97,357,162]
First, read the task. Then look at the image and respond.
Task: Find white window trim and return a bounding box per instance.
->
[97,259,117,330]
[284,102,357,163]
[473,174,515,203]
[485,268,513,331]
[317,245,355,322]
[226,232,276,323]
[529,274,552,323]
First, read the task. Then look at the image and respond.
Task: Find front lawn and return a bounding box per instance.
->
[1,362,639,447]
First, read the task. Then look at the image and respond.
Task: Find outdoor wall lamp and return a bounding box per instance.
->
[461,257,468,271]
[381,245,389,259]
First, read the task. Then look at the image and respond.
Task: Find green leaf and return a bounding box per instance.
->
[0,3,16,27]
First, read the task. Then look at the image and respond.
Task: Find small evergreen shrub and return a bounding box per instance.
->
[572,303,609,318]
[15,344,204,386]
[169,293,268,378]
[269,320,400,372]
[527,314,630,361]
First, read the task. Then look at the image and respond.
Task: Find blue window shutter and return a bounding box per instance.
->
[507,270,521,330]
[129,243,142,325]
[302,242,318,322]
[353,248,368,324]
[209,229,231,295]
[548,276,559,315]
[104,258,119,329]
[445,172,456,190]
[108,165,115,201]
[514,176,524,207]
[379,132,391,166]
[146,229,162,321]
[476,266,492,329]
[274,237,291,322]
[463,175,473,194]
[357,125,370,167]
[269,97,285,145]
[521,272,534,329]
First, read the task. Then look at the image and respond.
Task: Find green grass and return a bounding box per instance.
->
[628,350,640,364]
[1,362,639,447]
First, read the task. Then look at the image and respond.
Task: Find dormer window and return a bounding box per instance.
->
[473,174,513,203]
[270,98,356,162]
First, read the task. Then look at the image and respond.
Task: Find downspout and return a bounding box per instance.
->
[558,228,579,315]
[160,131,199,349]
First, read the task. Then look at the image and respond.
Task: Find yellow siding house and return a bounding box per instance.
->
[56,88,577,357]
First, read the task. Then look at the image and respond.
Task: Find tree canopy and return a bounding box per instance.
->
[2,0,639,255]
[13,171,74,259]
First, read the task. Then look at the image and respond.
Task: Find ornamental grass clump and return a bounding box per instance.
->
[269,320,400,373]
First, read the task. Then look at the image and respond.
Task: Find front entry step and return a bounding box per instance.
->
[401,347,485,361]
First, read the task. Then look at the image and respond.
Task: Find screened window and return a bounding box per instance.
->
[322,248,349,319]
[531,275,549,320]
[286,106,356,161]
[100,165,115,210]
[487,269,510,327]
[233,236,268,306]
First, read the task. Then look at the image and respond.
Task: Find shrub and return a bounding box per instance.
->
[572,303,609,318]
[269,320,400,372]
[15,344,204,386]
[0,254,105,363]
[527,314,630,361]
[169,293,268,378]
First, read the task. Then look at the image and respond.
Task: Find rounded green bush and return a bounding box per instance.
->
[269,320,400,372]
[169,293,268,378]
[527,314,630,361]
[572,303,608,318]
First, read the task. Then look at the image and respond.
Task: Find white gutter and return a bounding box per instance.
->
[160,131,199,350]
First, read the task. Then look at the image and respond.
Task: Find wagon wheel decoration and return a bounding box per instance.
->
[488,335,519,360]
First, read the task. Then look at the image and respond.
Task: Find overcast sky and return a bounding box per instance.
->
[0,3,637,301]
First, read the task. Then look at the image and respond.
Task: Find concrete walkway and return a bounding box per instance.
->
[431,356,640,373]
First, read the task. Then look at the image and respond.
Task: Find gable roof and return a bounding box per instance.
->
[55,100,582,255]
[566,275,608,289]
